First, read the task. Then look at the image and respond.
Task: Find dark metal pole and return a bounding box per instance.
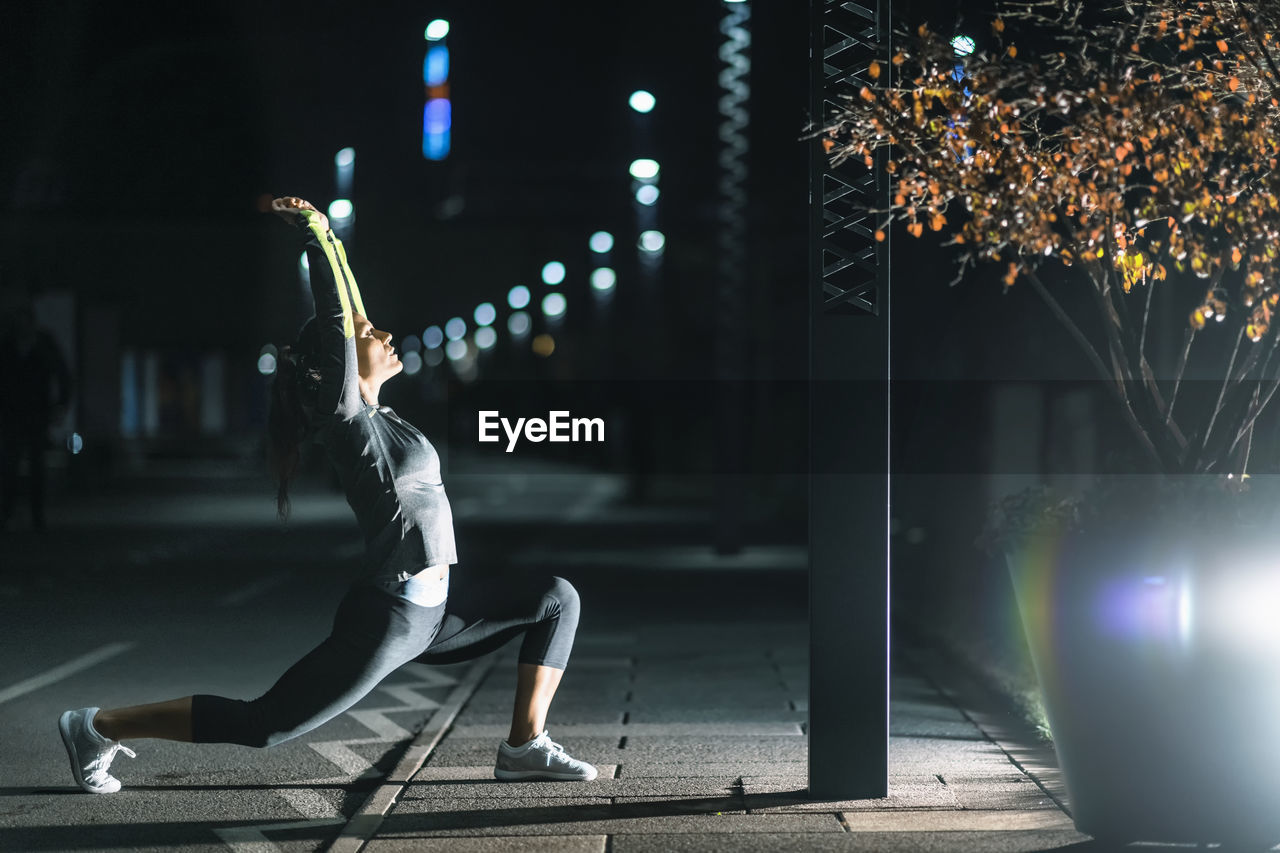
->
[714,0,752,556]
[808,0,891,800]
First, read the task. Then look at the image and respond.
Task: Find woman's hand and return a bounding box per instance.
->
[271,197,329,231]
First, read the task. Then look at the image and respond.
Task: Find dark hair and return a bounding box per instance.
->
[266,319,322,521]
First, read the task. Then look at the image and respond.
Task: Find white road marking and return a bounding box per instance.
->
[217,572,293,607]
[215,668,462,850]
[329,657,497,853]
[213,818,345,852]
[308,740,384,777]
[0,642,136,705]
[306,676,450,776]
[346,710,414,741]
[278,788,345,820]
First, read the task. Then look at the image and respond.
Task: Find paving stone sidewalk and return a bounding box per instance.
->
[344,621,1088,853]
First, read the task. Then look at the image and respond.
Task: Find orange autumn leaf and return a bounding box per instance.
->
[860,86,875,102]
[1229,77,1241,92]
[822,139,836,153]
[1007,45,1018,58]
[930,213,947,231]
[869,61,881,80]
[874,229,886,242]
[907,222,924,238]
[992,17,1004,33]
[1217,39,1229,53]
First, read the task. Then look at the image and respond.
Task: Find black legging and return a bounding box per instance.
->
[190,572,579,748]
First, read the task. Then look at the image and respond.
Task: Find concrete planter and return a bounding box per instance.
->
[1007,527,1280,846]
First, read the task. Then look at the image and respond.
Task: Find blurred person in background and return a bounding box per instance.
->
[0,302,73,532]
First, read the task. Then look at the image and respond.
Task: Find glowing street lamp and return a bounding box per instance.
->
[629,90,656,113]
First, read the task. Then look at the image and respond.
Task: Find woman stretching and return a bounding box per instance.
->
[57,197,596,793]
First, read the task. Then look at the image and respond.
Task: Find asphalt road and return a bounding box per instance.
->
[0,460,805,852]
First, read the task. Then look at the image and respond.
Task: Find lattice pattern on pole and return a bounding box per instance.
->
[716,0,751,382]
[815,0,890,315]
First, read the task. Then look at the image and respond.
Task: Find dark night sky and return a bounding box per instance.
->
[2,2,814,378]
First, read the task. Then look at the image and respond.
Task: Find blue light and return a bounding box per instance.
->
[475,326,498,350]
[424,131,451,160]
[474,302,497,326]
[423,99,452,161]
[445,316,467,341]
[424,46,450,86]
[425,99,451,134]
[508,285,531,310]
[120,350,138,437]
[402,334,422,354]
[67,432,84,454]
[335,147,355,168]
[424,325,444,349]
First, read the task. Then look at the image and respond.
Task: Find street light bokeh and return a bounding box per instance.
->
[541,292,567,318]
[508,285,531,309]
[591,268,617,291]
[629,159,660,181]
[629,90,656,113]
[638,230,666,253]
[589,231,614,253]
[508,311,531,337]
[328,199,354,221]
[541,262,566,285]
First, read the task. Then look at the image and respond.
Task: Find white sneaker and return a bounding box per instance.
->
[494,730,598,781]
[58,707,136,794]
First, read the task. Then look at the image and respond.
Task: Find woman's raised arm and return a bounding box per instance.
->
[272,197,367,419]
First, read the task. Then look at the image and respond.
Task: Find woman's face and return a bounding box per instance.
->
[352,313,402,383]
